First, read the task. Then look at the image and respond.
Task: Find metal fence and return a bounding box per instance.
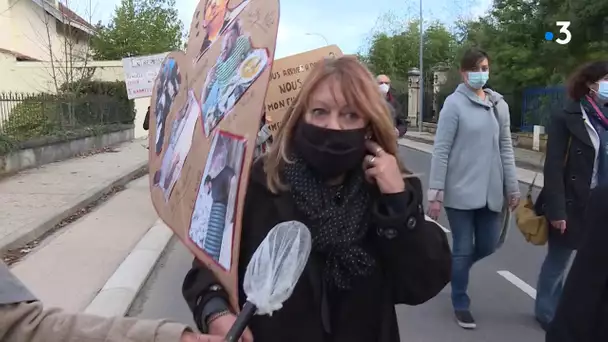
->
[0,92,132,141]
[520,86,566,132]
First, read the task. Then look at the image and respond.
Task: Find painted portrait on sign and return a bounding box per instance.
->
[153,90,200,201]
[153,58,182,155]
[189,131,246,270]
[200,19,269,136]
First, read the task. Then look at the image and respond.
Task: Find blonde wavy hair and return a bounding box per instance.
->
[264,55,408,193]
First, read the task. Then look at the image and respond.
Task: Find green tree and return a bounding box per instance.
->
[363,18,457,92]
[92,0,183,60]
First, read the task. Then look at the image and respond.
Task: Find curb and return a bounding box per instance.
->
[0,161,149,255]
[398,138,543,189]
[84,219,174,317]
[402,135,543,172]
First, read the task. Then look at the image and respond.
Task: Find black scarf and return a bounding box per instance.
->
[283,156,376,290]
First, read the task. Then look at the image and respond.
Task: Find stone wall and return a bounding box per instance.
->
[0,126,134,176]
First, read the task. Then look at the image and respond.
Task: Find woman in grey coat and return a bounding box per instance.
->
[427,47,520,329]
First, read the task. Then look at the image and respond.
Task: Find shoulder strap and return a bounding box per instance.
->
[490,97,502,136]
[527,130,571,195]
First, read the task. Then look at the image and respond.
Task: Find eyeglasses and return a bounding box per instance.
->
[378,82,389,85]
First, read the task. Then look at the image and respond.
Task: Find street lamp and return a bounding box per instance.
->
[305,32,329,46]
[418,0,423,132]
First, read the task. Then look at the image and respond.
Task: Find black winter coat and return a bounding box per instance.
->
[143,106,150,131]
[386,90,408,136]
[182,159,451,342]
[535,100,597,249]
[546,185,608,342]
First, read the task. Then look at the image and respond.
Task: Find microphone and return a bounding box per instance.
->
[224,221,312,342]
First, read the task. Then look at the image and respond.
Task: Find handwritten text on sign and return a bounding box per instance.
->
[122,52,170,99]
[263,45,343,134]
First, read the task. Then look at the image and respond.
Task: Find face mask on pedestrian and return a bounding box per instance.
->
[378,83,390,94]
[293,121,367,179]
[466,71,489,89]
[593,81,608,102]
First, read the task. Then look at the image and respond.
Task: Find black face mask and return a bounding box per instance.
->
[293,122,367,179]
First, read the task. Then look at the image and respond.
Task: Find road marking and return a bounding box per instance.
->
[497,270,537,299]
[425,215,450,233]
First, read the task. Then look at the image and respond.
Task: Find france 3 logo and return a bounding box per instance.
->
[544,21,571,45]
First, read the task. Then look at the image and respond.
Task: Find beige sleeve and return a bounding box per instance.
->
[0,301,187,342]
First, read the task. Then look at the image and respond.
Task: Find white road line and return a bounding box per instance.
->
[497,270,537,299]
[425,215,450,233]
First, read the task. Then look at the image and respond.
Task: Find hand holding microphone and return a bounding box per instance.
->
[223,221,311,342]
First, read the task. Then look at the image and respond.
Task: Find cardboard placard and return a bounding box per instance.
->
[122,52,170,99]
[263,45,343,135]
[148,0,279,311]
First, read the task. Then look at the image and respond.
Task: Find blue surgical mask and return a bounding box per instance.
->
[467,71,489,89]
[596,81,608,102]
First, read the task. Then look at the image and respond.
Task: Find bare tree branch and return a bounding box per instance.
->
[27,0,96,94]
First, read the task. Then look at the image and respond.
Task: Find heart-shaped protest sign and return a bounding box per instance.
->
[147,0,279,311]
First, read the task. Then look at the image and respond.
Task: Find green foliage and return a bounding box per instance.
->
[452,0,608,94]
[92,0,184,60]
[2,94,61,141]
[435,69,462,111]
[2,81,135,143]
[60,80,136,124]
[0,133,17,155]
[362,18,457,92]
[360,0,608,128]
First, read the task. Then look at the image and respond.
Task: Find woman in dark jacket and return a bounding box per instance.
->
[535,61,608,329]
[546,185,608,341]
[182,56,451,342]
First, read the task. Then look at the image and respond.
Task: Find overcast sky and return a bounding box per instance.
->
[73,0,492,58]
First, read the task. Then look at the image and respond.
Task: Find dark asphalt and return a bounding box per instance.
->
[129,145,547,342]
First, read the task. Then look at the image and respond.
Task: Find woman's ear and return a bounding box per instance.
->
[365,127,373,140]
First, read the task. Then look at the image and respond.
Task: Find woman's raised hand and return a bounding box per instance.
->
[363,140,405,194]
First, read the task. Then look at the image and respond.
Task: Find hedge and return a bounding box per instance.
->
[1,81,135,142]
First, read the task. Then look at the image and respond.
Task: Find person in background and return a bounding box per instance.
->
[427,47,520,329]
[534,61,608,330]
[255,112,273,158]
[545,185,608,342]
[144,106,151,131]
[0,261,221,342]
[182,56,451,342]
[376,74,408,137]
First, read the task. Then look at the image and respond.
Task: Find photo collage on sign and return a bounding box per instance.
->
[192,0,251,62]
[153,90,201,201]
[153,58,182,155]
[148,0,259,268]
[189,131,246,269]
[200,17,269,137]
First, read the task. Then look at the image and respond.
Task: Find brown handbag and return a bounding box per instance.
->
[515,136,571,245]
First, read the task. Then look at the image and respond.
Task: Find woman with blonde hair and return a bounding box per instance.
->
[182,56,451,342]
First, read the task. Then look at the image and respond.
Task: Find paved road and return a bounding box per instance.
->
[129,145,547,342]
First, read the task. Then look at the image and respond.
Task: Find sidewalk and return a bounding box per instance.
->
[403,131,544,172]
[0,139,149,254]
[10,176,163,312]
